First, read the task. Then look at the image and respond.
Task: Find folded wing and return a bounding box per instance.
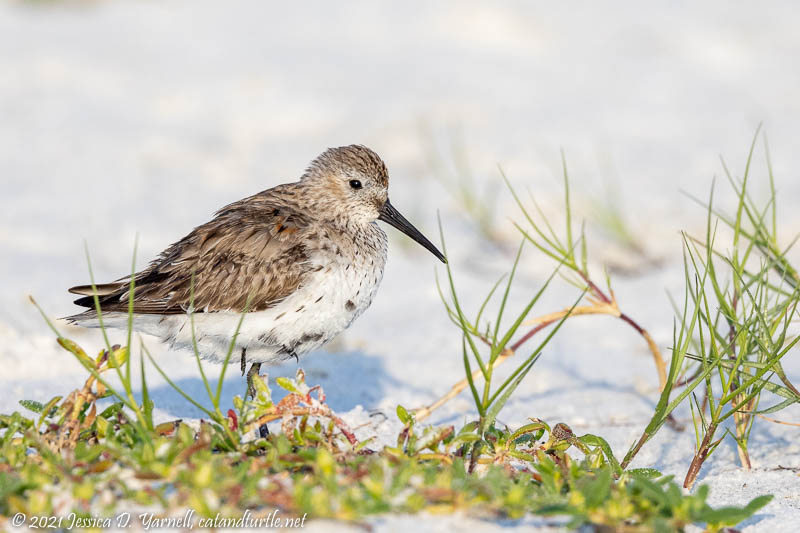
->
[69,188,313,315]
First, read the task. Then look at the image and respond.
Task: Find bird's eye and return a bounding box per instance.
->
[349,180,362,189]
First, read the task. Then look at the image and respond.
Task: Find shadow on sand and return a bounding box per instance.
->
[146,349,392,419]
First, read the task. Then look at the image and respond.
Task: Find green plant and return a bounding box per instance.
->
[417,134,798,498]
[435,229,581,447]
[621,129,800,488]
[414,153,668,425]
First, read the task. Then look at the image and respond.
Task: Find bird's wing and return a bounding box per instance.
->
[69,189,315,314]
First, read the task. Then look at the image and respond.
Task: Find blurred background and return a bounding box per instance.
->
[1,2,799,509]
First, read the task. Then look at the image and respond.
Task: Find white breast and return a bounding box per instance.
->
[254,224,388,360]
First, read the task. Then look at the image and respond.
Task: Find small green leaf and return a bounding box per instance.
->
[510,421,548,442]
[697,494,773,528]
[57,337,92,365]
[355,436,375,452]
[252,373,272,403]
[232,395,244,411]
[450,433,481,447]
[19,400,44,414]
[100,402,123,418]
[106,346,129,368]
[36,396,63,429]
[316,448,335,477]
[628,467,662,479]
[95,415,109,437]
[580,468,612,508]
[579,433,621,476]
[506,450,536,462]
[396,404,411,425]
[275,377,299,393]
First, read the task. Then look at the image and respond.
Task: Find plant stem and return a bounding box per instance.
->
[684,422,718,489]
[620,432,649,470]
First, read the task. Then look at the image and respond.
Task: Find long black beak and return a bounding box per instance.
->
[378,200,446,263]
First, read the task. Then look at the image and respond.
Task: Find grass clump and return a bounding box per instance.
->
[621,129,800,488]
[414,151,670,427]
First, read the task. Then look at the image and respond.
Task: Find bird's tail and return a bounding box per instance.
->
[63,309,103,329]
[62,309,135,331]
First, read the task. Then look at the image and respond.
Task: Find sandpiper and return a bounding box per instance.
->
[66,145,445,435]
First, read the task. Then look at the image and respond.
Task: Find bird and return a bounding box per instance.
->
[66,144,446,437]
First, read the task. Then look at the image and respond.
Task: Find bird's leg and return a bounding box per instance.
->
[240,347,247,376]
[245,361,269,438]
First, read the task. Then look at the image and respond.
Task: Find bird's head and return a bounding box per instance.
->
[302,144,446,263]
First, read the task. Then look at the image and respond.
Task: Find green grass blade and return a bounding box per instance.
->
[492,240,524,354]
[143,341,216,419]
[488,291,583,407]
[140,350,153,430]
[83,242,112,353]
[462,335,484,417]
[187,272,215,405]
[482,359,535,432]
[215,295,254,407]
[125,235,138,389]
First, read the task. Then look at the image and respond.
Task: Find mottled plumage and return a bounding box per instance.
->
[66,145,445,371]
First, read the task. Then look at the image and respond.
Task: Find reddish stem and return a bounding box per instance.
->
[509,319,560,352]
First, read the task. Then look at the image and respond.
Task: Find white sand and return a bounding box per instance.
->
[1,2,799,531]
